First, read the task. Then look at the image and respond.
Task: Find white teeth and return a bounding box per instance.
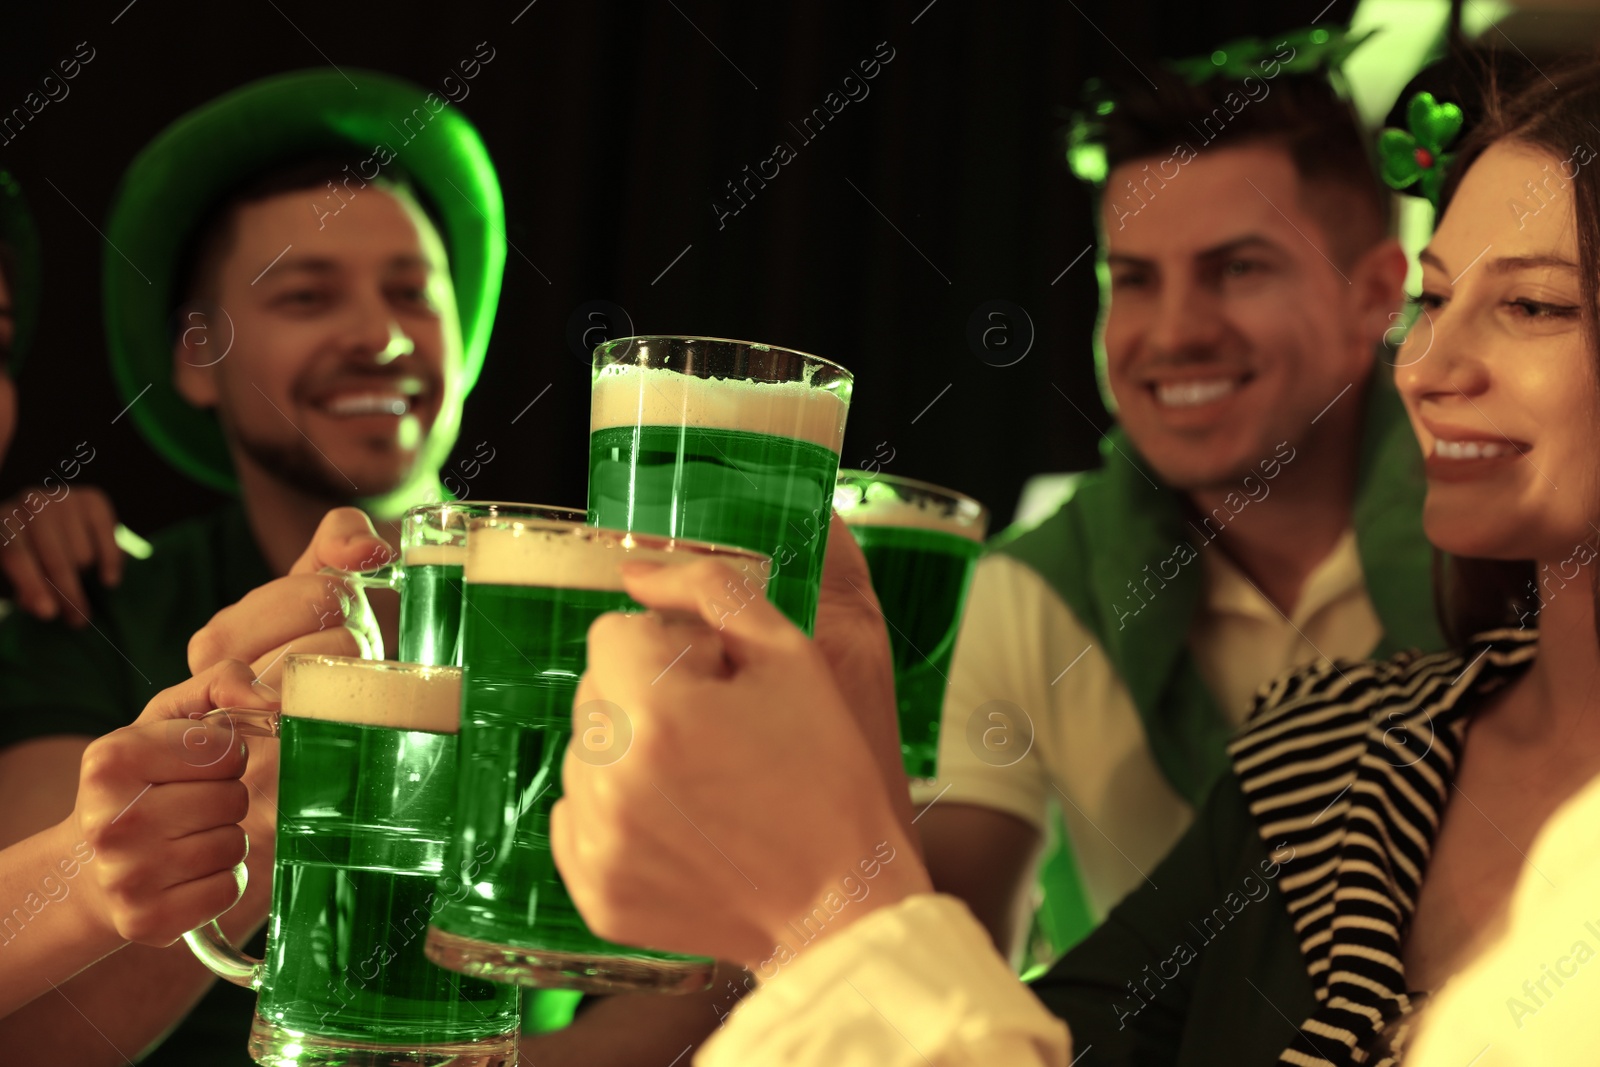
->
[1433,439,1513,460]
[1155,378,1240,408]
[324,394,409,417]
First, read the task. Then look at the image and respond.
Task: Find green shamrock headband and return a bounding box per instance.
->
[1067,25,1377,184]
[1378,91,1465,209]
[1166,25,1376,85]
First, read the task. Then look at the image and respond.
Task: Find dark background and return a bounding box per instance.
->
[0,0,1362,543]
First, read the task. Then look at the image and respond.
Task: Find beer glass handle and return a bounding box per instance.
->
[181,707,278,990]
[318,564,398,661]
[184,919,260,989]
[325,562,403,594]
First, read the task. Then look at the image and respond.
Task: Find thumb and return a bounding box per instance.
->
[819,510,878,611]
[619,557,796,665]
[135,660,271,779]
[134,660,273,726]
[290,507,394,576]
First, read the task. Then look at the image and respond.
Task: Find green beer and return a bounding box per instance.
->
[184,655,519,1066]
[427,519,769,993]
[367,501,585,667]
[587,336,851,632]
[396,543,467,666]
[836,474,988,781]
[370,507,579,910]
[386,503,587,1034]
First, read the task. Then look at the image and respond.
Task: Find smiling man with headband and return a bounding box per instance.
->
[915,27,1446,970]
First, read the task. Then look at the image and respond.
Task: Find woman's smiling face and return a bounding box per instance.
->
[1397,140,1600,565]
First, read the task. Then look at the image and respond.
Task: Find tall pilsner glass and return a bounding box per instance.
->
[425,518,770,993]
[835,473,988,781]
[587,335,851,633]
[184,655,520,1066]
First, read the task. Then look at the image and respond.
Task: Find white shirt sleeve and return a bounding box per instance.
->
[911,554,1193,921]
[910,555,1056,830]
[695,894,1072,1067]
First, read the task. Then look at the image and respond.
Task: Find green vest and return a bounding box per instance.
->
[991,369,1444,806]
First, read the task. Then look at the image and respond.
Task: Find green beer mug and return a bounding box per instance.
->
[184,654,521,1066]
[337,500,584,665]
[425,517,771,994]
[587,335,851,633]
[834,472,988,781]
[336,501,590,1034]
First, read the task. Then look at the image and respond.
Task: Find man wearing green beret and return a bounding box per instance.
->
[0,68,511,1063]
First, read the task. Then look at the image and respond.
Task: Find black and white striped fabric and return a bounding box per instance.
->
[1228,627,1539,1066]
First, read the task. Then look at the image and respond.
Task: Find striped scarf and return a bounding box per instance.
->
[1229,628,1539,1066]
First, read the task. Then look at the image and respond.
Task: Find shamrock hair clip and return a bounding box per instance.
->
[1378,91,1464,210]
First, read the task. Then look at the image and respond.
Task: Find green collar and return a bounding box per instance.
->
[992,368,1442,804]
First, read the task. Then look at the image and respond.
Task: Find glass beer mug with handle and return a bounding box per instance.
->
[329,500,590,1034]
[587,335,851,633]
[183,654,521,1067]
[425,517,771,994]
[834,472,988,783]
[334,500,585,666]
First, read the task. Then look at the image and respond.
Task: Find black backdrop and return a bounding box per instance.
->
[0,0,1359,544]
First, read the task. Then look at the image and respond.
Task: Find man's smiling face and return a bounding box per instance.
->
[175,182,463,502]
[1097,143,1387,489]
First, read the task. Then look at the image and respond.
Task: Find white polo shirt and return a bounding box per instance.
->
[912,526,1382,922]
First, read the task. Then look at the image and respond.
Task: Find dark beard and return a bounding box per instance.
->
[236,434,370,504]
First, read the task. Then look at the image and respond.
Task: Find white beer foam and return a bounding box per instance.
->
[283,657,461,734]
[405,543,467,567]
[467,522,744,590]
[842,496,986,542]
[590,363,848,451]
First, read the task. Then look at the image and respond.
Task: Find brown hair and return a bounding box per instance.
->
[1433,53,1600,644]
[170,153,440,330]
[1074,70,1392,268]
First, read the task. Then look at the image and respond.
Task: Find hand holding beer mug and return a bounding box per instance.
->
[424,518,769,994]
[72,660,263,947]
[183,655,519,1066]
[186,507,395,691]
[0,661,267,1020]
[552,559,933,971]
